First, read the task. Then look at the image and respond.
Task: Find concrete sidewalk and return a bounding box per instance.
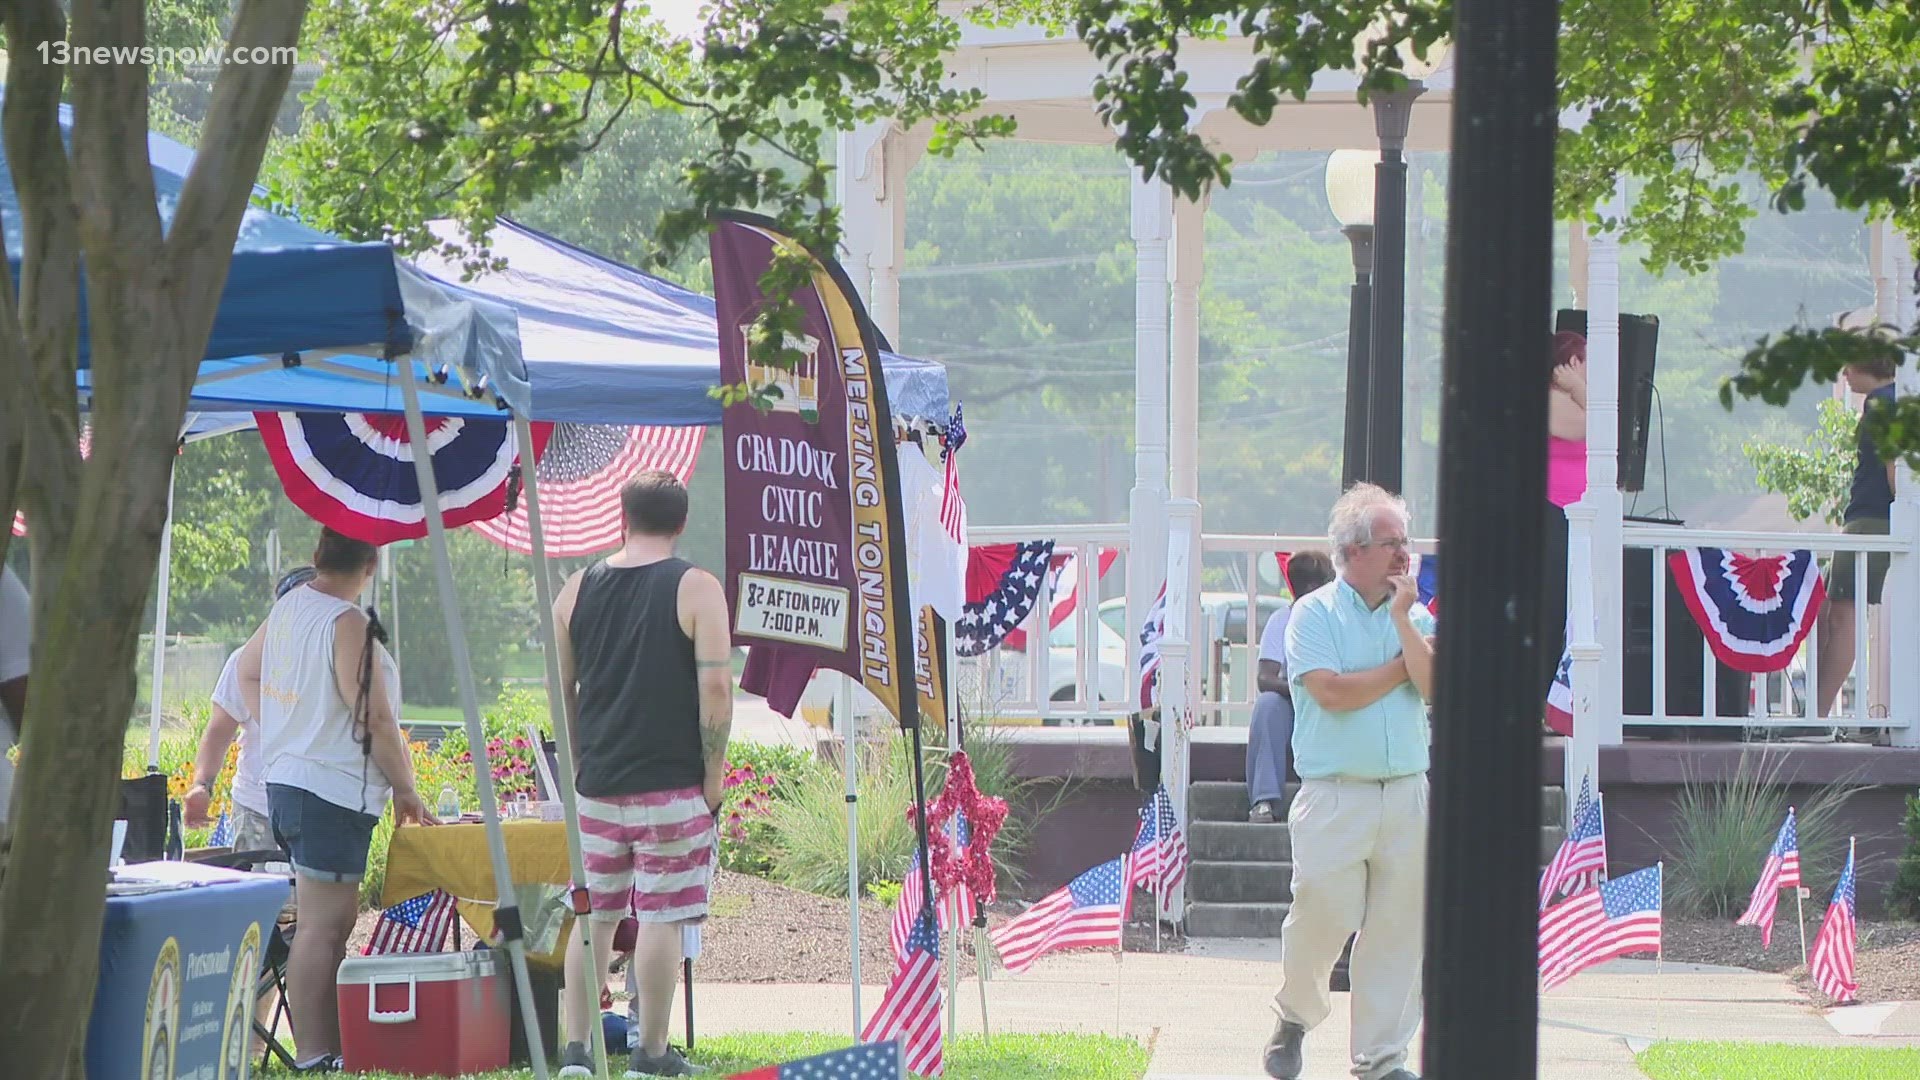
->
[687,942,1920,1078]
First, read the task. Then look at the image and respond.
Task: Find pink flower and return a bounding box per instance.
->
[511,736,530,749]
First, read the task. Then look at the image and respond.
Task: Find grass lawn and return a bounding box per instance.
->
[1637,1041,1920,1079]
[293,1032,1148,1079]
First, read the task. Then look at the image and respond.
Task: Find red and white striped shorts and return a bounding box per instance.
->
[578,785,717,924]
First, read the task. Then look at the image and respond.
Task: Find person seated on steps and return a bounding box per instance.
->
[1247,551,1334,824]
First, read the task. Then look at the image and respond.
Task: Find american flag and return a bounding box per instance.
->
[208,810,235,849]
[939,405,966,545]
[726,1040,905,1078]
[1137,583,1168,710]
[861,905,944,1076]
[988,856,1127,974]
[363,889,458,955]
[1735,807,1802,948]
[1124,785,1188,916]
[11,424,92,537]
[890,839,977,962]
[1809,841,1858,1004]
[1539,864,1663,992]
[1539,773,1607,908]
[468,423,704,557]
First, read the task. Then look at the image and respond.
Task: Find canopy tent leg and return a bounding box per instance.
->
[397,370,550,1080]
[146,470,177,773]
[839,675,863,1039]
[514,415,613,1080]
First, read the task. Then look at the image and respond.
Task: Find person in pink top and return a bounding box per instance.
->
[1542,331,1588,734]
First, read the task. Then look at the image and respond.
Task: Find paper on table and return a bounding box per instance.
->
[110,820,127,867]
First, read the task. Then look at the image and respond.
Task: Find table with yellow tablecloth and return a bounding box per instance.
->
[381,820,578,970]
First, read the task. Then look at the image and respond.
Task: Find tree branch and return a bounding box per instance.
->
[162,0,311,371]
[0,0,83,564]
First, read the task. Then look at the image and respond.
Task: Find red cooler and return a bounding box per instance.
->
[338,950,511,1076]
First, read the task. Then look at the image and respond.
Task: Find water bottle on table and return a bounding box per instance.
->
[438,786,460,821]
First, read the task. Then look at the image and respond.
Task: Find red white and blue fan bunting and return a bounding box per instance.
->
[256,411,551,545]
[1668,548,1825,674]
[470,423,704,558]
[954,541,1056,657]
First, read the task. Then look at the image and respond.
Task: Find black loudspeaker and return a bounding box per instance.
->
[1622,546,1748,737]
[1555,309,1660,492]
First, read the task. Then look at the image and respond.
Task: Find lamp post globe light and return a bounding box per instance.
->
[1326,149,1379,489]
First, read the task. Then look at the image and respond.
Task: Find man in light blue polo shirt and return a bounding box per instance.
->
[1264,483,1435,1080]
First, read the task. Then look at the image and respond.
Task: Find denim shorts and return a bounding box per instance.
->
[266,783,380,883]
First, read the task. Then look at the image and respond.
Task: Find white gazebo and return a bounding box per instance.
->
[830,14,1920,920]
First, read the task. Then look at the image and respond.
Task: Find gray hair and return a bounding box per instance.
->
[1328,483,1411,570]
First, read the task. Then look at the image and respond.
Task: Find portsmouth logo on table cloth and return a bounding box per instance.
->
[256,411,550,544]
[954,540,1056,657]
[1668,548,1825,674]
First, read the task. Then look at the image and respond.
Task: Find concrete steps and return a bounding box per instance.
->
[1184,780,1570,941]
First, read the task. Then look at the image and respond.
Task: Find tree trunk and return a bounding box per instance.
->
[0,2,310,1075]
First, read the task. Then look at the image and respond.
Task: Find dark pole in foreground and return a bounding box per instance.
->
[1341,224,1377,490]
[1423,1,1559,1078]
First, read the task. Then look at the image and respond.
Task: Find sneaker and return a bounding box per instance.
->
[558,1041,595,1078]
[1249,801,1276,824]
[1263,1020,1306,1080]
[292,1054,343,1074]
[626,1045,706,1077]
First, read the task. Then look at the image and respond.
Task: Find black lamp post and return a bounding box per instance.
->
[1326,151,1379,490]
[1340,225,1376,489]
[1365,81,1426,496]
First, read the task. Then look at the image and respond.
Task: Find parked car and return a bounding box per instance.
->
[1098,593,1290,705]
[954,616,1130,725]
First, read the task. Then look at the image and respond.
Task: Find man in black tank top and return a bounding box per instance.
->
[553,470,733,1078]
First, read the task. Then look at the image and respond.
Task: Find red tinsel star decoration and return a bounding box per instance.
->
[912,750,1008,907]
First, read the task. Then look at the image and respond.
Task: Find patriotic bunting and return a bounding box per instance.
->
[257,411,550,544]
[1138,584,1168,710]
[470,423,703,557]
[1668,548,1825,674]
[954,541,1055,657]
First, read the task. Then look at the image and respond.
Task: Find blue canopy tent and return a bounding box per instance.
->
[3,98,526,418]
[117,218,950,428]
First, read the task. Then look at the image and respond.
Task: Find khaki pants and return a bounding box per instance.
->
[1273,774,1427,1080]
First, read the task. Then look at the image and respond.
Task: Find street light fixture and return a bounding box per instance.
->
[1356,33,1446,495]
[1327,150,1379,489]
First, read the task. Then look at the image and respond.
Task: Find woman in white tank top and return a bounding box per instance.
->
[235,529,436,1071]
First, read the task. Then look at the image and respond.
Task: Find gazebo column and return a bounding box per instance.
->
[1155,190,1206,924]
[834,122,924,345]
[1128,177,1173,704]
[1884,224,1920,745]
[1568,181,1628,810]
[1168,192,1207,714]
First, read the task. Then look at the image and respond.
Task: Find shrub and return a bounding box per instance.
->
[1887,790,1920,919]
[767,737,922,897]
[1664,751,1863,920]
[761,722,1069,900]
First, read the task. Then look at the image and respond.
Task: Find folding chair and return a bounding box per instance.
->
[190,846,300,1070]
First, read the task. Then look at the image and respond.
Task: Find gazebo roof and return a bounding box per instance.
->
[943,12,1454,154]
